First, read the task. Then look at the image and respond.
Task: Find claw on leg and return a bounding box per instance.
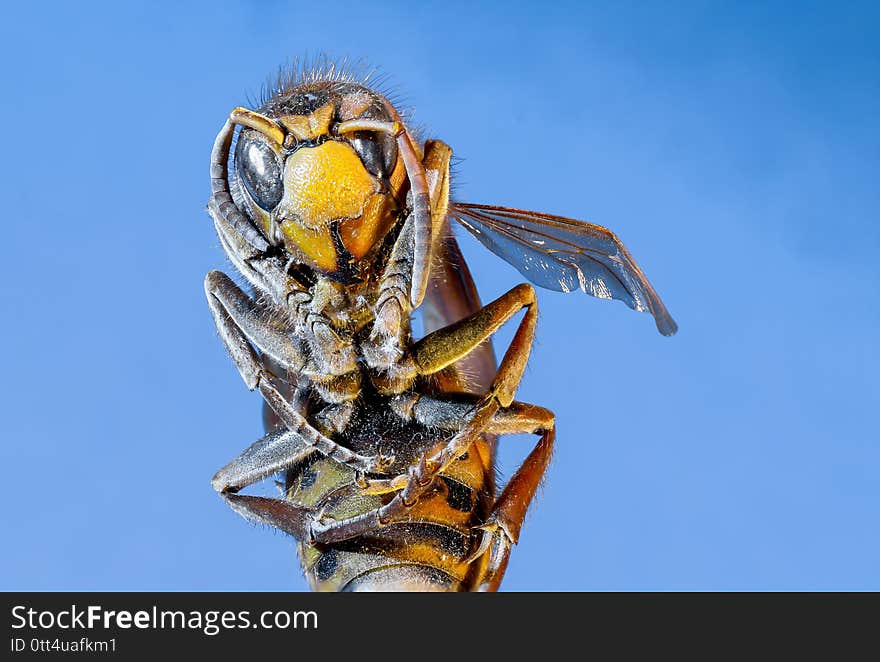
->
[465,521,515,590]
[472,425,555,591]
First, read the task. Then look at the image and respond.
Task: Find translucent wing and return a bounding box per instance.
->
[449,203,677,336]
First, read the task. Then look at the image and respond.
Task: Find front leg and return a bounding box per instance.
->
[210,181,306,305]
[364,214,416,374]
[205,270,388,474]
[364,140,453,379]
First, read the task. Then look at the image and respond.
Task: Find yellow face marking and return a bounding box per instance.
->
[279,103,335,142]
[278,141,378,229]
[278,221,339,273]
[274,140,380,274]
[251,102,405,277]
[339,193,398,260]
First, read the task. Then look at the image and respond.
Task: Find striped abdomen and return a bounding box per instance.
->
[287,429,494,592]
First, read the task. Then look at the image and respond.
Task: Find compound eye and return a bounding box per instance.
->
[350,133,398,180]
[234,135,283,211]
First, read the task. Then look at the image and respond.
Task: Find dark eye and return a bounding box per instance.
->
[350,133,398,179]
[234,135,283,211]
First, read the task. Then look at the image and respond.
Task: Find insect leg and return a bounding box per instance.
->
[300,285,540,539]
[223,401,553,548]
[400,282,540,480]
[210,204,307,304]
[211,427,315,494]
[410,398,554,592]
[306,401,544,547]
[388,393,549,433]
[205,270,305,378]
[335,119,437,307]
[366,140,453,376]
[364,213,414,372]
[385,282,538,477]
[205,271,386,473]
[244,445,471,545]
[220,493,318,541]
[408,282,538,409]
[225,285,542,546]
[466,403,555,592]
[306,413,548,546]
[364,396,550,495]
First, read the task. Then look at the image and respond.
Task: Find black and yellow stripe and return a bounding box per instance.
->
[287,421,493,592]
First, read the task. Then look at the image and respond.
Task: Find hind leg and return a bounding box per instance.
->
[369,395,555,591]
[466,404,555,592]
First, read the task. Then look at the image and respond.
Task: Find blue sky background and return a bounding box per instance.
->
[0,1,877,591]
